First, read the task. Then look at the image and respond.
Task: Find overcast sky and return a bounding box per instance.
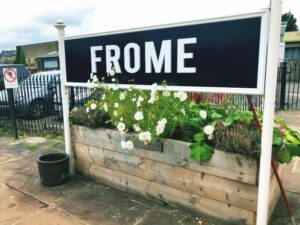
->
[0,0,299,50]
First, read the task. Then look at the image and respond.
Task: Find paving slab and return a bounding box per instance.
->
[0,183,47,225]
[269,192,300,225]
[15,209,86,225]
[56,184,203,225]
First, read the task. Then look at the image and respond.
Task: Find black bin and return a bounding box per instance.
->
[37,152,69,187]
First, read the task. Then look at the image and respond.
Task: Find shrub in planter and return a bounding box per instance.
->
[70,75,300,164]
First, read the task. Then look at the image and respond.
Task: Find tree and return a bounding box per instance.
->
[282,11,299,32]
[15,46,27,65]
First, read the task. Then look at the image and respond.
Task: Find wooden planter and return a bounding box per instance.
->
[71,125,282,225]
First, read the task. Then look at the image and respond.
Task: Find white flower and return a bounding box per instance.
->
[208,135,213,140]
[181,109,186,115]
[121,141,126,149]
[132,98,136,102]
[134,111,144,121]
[156,124,165,135]
[102,103,108,112]
[114,103,119,108]
[109,69,116,76]
[151,83,157,91]
[138,96,144,102]
[90,103,97,110]
[174,91,188,102]
[155,118,167,135]
[161,118,167,124]
[102,77,105,81]
[119,92,126,101]
[92,75,99,83]
[86,107,89,113]
[148,83,158,104]
[137,101,141,107]
[101,94,106,100]
[138,131,152,145]
[121,140,134,150]
[112,78,116,82]
[125,140,134,150]
[120,117,123,121]
[93,76,98,83]
[148,95,157,104]
[133,124,141,132]
[162,91,171,97]
[199,110,207,120]
[113,110,118,117]
[117,122,126,133]
[204,125,214,136]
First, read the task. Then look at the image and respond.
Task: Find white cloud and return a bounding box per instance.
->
[0,0,298,50]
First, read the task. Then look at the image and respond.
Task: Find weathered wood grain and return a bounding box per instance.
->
[88,164,255,225]
[73,142,258,211]
[72,125,258,184]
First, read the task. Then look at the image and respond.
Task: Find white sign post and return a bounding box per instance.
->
[256,0,282,224]
[3,68,18,89]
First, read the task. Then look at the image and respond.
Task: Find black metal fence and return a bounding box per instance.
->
[277,60,300,109]
[0,73,91,137]
[0,61,299,137]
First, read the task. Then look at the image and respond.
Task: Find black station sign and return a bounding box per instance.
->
[63,12,268,94]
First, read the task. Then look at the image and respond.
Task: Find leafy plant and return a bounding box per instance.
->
[69,72,300,164]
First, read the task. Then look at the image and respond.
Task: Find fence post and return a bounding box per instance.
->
[280,61,287,109]
[7,89,18,139]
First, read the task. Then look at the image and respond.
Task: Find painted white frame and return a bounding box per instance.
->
[61,10,269,95]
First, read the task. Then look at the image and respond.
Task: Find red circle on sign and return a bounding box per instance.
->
[3,68,17,82]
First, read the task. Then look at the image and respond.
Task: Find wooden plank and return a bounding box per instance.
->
[72,125,258,184]
[282,172,300,193]
[88,164,255,225]
[73,142,258,211]
[72,142,93,172]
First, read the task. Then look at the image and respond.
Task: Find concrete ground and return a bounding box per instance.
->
[0,109,299,225]
[0,137,209,225]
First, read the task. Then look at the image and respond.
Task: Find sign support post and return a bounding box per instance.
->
[55,20,74,175]
[256,0,282,224]
[7,89,18,139]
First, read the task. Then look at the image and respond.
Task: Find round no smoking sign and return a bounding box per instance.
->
[3,68,18,89]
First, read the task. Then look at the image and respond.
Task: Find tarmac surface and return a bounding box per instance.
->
[0,110,300,225]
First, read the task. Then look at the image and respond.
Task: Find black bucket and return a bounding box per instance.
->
[37,152,69,187]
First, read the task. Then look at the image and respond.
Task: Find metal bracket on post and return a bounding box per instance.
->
[55,20,74,175]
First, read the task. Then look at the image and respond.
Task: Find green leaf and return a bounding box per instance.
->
[211,112,223,119]
[279,147,292,164]
[189,143,214,162]
[223,117,234,127]
[286,142,300,157]
[194,132,205,142]
[285,133,300,145]
[188,117,202,124]
[273,128,283,146]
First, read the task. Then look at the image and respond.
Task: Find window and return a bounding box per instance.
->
[44,59,58,69]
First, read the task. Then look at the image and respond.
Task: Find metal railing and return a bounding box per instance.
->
[0,73,92,136]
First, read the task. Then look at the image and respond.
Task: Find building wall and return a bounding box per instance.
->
[18,41,58,70]
[1,56,16,64]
